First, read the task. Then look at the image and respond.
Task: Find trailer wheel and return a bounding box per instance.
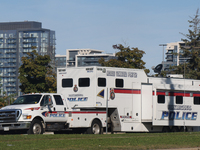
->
[27,119,44,134]
[87,120,102,134]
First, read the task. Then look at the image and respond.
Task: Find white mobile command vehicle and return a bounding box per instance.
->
[0,66,200,134]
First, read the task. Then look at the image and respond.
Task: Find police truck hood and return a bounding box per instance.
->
[0,104,40,110]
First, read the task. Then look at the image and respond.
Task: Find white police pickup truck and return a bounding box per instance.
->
[0,93,107,134]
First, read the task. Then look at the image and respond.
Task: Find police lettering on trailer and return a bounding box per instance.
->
[161,111,197,120]
[67,97,88,102]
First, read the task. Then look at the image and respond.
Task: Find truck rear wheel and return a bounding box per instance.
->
[27,119,44,134]
[87,120,102,134]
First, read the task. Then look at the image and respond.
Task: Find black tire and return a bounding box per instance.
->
[27,119,44,134]
[86,120,102,134]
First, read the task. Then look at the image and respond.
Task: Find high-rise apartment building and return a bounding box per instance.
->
[163,41,186,71]
[0,21,56,96]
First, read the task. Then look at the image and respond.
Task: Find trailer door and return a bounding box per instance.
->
[132,82,141,122]
[141,83,153,122]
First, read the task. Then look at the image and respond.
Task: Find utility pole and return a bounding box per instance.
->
[159,44,167,70]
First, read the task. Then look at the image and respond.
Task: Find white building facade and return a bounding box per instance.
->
[66,49,115,68]
[163,42,186,71]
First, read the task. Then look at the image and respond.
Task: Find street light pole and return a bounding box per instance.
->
[159,44,167,70]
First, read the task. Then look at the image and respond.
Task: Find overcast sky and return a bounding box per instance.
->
[1,0,200,74]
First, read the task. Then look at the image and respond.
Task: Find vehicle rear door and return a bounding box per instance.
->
[52,95,66,122]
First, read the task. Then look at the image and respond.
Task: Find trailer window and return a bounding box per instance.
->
[176,96,183,104]
[157,95,165,103]
[79,78,90,87]
[194,97,200,105]
[116,79,123,88]
[53,95,64,105]
[98,78,106,87]
[62,78,73,87]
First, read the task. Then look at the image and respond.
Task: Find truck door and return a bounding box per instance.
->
[40,95,54,122]
[52,95,66,122]
[40,95,66,122]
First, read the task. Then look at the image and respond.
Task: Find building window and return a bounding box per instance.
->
[194,97,200,105]
[98,78,106,87]
[176,96,183,104]
[79,78,90,87]
[53,95,64,105]
[69,51,77,61]
[62,78,73,87]
[157,95,165,103]
[115,79,123,88]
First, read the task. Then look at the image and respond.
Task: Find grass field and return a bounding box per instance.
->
[0,132,200,150]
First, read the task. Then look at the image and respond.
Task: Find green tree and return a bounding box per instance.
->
[0,91,16,107]
[18,49,56,94]
[169,9,200,79]
[99,44,150,74]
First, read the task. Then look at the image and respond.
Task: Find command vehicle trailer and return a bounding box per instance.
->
[57,66,200,132]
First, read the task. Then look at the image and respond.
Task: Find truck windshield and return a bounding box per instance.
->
[12,95,42,105]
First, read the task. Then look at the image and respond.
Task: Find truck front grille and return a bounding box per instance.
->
[0,109,21,123]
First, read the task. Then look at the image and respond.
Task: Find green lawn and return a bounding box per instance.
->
[0,132,200,150]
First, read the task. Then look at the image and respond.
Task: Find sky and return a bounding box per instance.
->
[1,0,200,74]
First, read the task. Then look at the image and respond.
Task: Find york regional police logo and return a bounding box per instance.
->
[73,85,78,92]
[110,88,115,100]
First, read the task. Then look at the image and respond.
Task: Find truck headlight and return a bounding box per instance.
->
[23,115,32,119]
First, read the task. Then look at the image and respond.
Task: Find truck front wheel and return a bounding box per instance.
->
[86,120,102,134]
[27,119,44,134]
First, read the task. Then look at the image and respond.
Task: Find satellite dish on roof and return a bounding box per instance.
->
[152,64,163,74]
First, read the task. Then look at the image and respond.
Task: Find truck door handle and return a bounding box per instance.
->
[64,107,66,111]
[54,107,55,111]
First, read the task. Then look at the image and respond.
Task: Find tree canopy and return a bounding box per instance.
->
[169,9,200,79]
[99,44,150,74]
[0,92,16,107]
[18,50,56,94]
